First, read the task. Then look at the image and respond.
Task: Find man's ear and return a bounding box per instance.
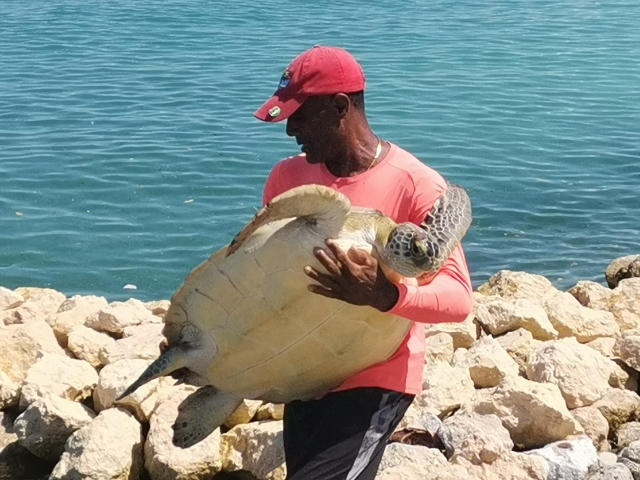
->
[332,93,350,119]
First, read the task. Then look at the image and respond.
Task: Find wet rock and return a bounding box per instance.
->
[606,255,640,289]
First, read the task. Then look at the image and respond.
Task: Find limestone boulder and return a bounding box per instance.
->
[617,422,640,450]
[474,297,558,340]
[544,292,620,342]
[377,444,472,480]
[607,279,640,331]
[477,270,560,304]
[453,452,549,480]
[221,420,285,480]
[47,295,109,346]
[615,330,640,371]
[256,403,285,421]
[0,411,51,480]
[400,362,475,425]
[98,322,164,365]
[606,255,640,289]
[425,314,478,350]
[587,463,634,480]
[527,436,599,480]
[452,336,520,388]
[587,337,617,359]
[225,399,264,428]
[145,299,171,317]
[50,408,143,480]
[0,287,23,310]
[495,328,541,376]
[618,440,640,480]
[13,394,95,461]
[568,281,613,310]
[85,298,161,335]
[0,372,20,409]
[593,389,640,432]
[67,325,117,368]
[571,406,610,452]
[1,287,66,325]
[437,412,513,464]
[425,332,454,364]
[94,358,159,421]
[462,376,584,449]
[526,338,614,408]
[144,385,222,480]
[19,353,98,409]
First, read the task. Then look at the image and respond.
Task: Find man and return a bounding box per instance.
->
[253,45,473,480]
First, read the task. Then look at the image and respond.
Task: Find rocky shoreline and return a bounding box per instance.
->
[1,254,639,480]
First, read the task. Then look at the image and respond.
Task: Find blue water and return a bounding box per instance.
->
[1,0,639,302]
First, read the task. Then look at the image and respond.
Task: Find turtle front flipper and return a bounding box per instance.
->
[172,386,242,448]
[227,184,351,255]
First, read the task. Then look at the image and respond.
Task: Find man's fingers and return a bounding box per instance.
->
[307,284,341,300]
[347,247,373,265]
[304,266,338,287]
[325,240,351,267]
[313,247,342,276]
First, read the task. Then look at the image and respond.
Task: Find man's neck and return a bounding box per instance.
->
[325,127,383,178]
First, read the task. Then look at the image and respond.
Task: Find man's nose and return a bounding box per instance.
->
[286,118,299,137]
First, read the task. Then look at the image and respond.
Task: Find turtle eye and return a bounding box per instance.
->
[410,238,428,257]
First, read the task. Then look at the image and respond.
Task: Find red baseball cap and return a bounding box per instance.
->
[254,45,366,123]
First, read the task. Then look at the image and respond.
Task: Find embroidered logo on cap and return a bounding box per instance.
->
[268,106,281,117]
[278,71,291,89]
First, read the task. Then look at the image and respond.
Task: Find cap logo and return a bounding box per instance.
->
[268,106,281,118]
[278,70,292,89]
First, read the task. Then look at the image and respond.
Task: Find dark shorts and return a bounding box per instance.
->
[283,387,414,480]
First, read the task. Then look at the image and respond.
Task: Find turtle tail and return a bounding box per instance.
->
[116,345,190,401]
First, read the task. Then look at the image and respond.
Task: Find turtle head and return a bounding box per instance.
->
[382,223,440,277]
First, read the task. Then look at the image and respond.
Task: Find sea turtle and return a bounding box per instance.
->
[118,182,472,447]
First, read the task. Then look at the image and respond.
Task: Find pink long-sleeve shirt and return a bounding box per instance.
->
[263,142,473,394]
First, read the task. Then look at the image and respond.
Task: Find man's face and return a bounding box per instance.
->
[285,95,343,164]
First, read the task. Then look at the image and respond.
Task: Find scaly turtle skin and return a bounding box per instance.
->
[118,183,472,447]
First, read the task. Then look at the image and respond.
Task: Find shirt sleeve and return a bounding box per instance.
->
[387,171,474,324]
[262,161,284,206]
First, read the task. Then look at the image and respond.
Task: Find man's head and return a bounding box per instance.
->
[254,46,369,164]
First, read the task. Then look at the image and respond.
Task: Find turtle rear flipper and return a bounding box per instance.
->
[172,386,242,448]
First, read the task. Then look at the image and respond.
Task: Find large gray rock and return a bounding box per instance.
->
[606,255,640,289]
[13,394,95,461]
[50,408,143,480]
[437,412,513,464]
[587,463,633,480]
[617,423,640,450]
[528,436,599,480]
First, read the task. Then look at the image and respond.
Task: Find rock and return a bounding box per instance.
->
[617,458,640,480]
[544,292,620,342]
[221,420,285,480]
[615,330,640,371]
[453,451,550,480]
[474,297,558,340]
[256,403,285,421]
[477,270,560,304]
[571,406,610,451]
[587,463,634,480]
[425,314,478,350]
[607,279,640,331]
[1,287,66,325]
[587,337,618,358]
[606,255,640,289]
[85,298,161,335]
[528,436,599,480]
[616,423,640,450]
[462,376,584,449]
[495,328,542,376]
[593,389,640,432]
[425,332,454,364]
[47,295,109,347]
[50,408,143,480]
[377,444,472,480]
[13,394,95,461]
[94,358,159,421]
[1,410,52,480]
[19,353,98,409]
[401,362,475,424]
[0,372,19,409]
[67,325,117,368]
[437,412,513,464]
[0,287,23,310]
[144,385,222,480]
[599,451,619,466]
[452,336,520,388]
[98,322,164,364]
[526,338,613,408]
[619,441,640,479]
[569,281,613,310]
[225,399,264,428]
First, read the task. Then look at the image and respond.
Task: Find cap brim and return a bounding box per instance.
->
[253,92,307,123]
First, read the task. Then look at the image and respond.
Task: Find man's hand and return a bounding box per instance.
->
[303,239,399,312]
